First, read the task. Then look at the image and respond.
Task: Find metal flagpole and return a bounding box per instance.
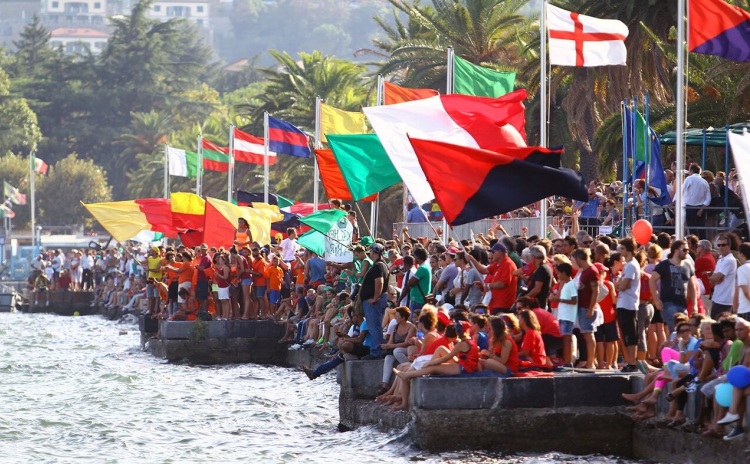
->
[621,101,629,238]
[314,97,322,213]
[539,0,548,238]
[442,47,454,245]
[263,112,270,203]
[29,151,36,255]
[197,136,203,197]
[228,125,235,202]
[371,74,385,238]
[644,94,651,219]
[675,0,686,240]
[163,144,169,199]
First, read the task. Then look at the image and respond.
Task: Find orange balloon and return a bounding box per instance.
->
[632,219,653,245]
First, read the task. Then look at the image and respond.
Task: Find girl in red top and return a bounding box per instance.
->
[594,261,618,370]
[480,316,519,377]
[394,320,480,382]
[213,253,231,320]
[517,309,548,370]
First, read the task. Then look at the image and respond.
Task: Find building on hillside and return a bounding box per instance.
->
[41,0,109,27]
[145,0,211,29]
[0,1,42,50]
[49,27,109,55]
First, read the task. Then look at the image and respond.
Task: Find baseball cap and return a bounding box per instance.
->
[445,246,459,256]
[437,311,451,327]
[491,243,507,253]
[371,243,385,255]
[458,320,472,334]
[593,262,609,273]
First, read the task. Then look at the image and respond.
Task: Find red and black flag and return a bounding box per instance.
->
[408,137,588,226]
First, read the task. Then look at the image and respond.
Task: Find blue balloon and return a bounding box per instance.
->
[727,365,750,389]
[715,382,734,408]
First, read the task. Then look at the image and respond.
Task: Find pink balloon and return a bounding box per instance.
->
[632,219,653,245]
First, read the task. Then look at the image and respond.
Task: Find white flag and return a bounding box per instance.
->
[547,4,629,67]
[728,130,750,223]
[166,146,198,178]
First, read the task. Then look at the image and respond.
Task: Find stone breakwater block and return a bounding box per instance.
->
[253,320,285,339]
[411,377,501,409]
[228,320,256,338]
[340,360,384,399]
[553,374,631,407]
[160,321,194,339]
[499,377,554,409]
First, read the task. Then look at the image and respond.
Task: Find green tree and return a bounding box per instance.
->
[0,67,41,155]
[368,0,531,90]
[37,155,111,227]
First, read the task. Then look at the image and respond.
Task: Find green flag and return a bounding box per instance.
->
[327,134,401,201]
[631,110,648,163]
[297,230,326,256]
[299,209,347,234]
[453,55,515,98]
[276,194,295,209]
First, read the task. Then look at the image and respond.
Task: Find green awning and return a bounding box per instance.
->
[660,123,750,146]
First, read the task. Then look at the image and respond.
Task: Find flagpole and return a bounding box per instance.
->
[675,0,686,240]
[197,136,203,197]
[644,94,651,219]
[373,74,385,237]
[263,112,270,203]
[539,0,548,238]
[442,47,454,245]
[163,143,169,199]
[314,96,322,213]
[621,101,629,238]
[228,124,235,202]
[29,151,36,255]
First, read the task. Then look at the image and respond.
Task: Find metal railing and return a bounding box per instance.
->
[393,218,542,242]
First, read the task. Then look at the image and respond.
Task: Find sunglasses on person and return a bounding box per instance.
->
[678,328,691,333]
[582,240,593,245]
[716,243,729,248]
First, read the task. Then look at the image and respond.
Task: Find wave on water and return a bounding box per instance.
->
[0,312,649,464]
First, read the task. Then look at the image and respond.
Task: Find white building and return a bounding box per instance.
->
[41,0,108,26]
[50,27,109,55]
[146,1,210,28]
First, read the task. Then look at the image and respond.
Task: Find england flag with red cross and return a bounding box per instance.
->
[547,3,629,67]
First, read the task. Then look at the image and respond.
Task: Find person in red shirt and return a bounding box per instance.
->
[467,243,517,314]
[515,296,562,362]
[572,248,599,369]
[593,262,618,370]
[694,239,716,297]
[479,316,519,376]
[517,309,549,370]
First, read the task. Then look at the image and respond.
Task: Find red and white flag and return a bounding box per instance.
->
[232,128,277,166]
[34,157,49,175]
[547,4,629,67]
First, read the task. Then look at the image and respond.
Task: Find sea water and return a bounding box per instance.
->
[0,313,644,463]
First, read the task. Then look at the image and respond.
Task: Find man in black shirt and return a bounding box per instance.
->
[359,243,388,359]
[523,245,553,309]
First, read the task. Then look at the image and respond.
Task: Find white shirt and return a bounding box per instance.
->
[279,238,300,262]
[712,253,737,305]
[682,173,712,207]
[81,255,94,270]
[616,258,641,311]
[737,263,750,314]
[558,280,578,322]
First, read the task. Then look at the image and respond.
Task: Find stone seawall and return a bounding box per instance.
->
[145,319,750,461]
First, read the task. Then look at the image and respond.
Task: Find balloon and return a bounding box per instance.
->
[715,382,734,408]
[632,219,653,245]
[727,365,750,389]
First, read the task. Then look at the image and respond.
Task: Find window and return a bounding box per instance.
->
[52,1,59,8]
[197,6,204,13]
[154,5,161,12]
[94,2,101,9]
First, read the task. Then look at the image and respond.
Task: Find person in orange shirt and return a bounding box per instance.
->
[161,251,179,317]
[171,288,199,321]
[265,254,288,317]
[251,247,269,319]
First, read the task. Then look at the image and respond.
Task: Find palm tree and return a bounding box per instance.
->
[366,0,533,90]
[117,111,173,199]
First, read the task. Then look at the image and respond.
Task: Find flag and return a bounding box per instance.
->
[0,204,15,218]
[236,191,295,209]
[299,209,352,263]
[82,199,177,242]
[268,116,311,158]
[688,0,750,61]
[285,203,331,216]
[203,197,273,248]
[314,149,377,202]
[4,181,26,205]
[383,81,439,105]
[729,130,750,221]
[170,192,205,231]
[34,157,49,175]
[320,103,368,143]
[297,230,326,256]
[326,134,401,201]
[363,90,527,205]
[272,210,303,231]
[408,137,588,225]
[130,231,165,244]
[201,139,230,172]
[167,146,199,177]
[233,128,277,166]
[624,109,671,206]
[547,3,629,67]
[453,55,515,97]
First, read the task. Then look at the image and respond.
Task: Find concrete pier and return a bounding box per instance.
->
[143,320,750,462]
